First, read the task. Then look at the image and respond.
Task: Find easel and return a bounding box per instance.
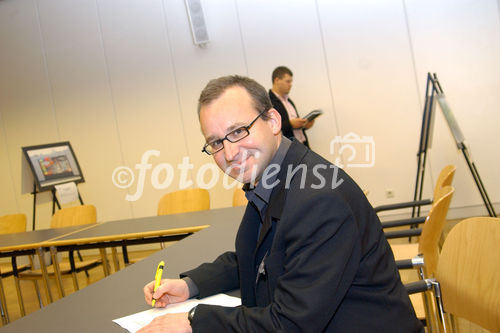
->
[30,182,84,231]
[413,73,496,218]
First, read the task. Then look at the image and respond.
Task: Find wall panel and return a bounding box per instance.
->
[96,0,188,217]
[37,0,130,222]
[0,0,60,229]
[317,0,426,207]
[163,0,248,209]
[237,0,339,162]
[0,0,498,222]
[405,0,500,211]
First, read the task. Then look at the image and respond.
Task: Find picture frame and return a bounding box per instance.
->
[22,141,85,191]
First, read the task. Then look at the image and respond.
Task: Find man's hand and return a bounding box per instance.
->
[137,312,192,333]
[303,119,315,129]
[290,118,308,129]
[143,278,190,308]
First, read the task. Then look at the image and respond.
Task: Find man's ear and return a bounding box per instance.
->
[266,108,282,135]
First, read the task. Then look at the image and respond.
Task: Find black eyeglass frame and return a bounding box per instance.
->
[201,109,268,155]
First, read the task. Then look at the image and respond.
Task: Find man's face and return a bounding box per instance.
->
[274,74,293,96]
[200,86,282,184]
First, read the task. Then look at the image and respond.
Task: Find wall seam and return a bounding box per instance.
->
[94,0,134,217]
[161,0,193,184]
[233,0,249,75]
[35,0,61,140]
[402,0,435,191]
[314,0,342,165]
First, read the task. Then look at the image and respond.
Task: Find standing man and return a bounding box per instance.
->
[140,76,422,332]
[269,66,314,148]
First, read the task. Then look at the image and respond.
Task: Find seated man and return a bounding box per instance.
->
[140,76,422,333]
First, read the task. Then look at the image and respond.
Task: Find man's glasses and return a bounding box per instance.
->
[202,109,268,155]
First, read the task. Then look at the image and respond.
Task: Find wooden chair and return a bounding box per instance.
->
[407,217,500,332]
[0,214,27,234]
[157,188,210,215]
[0,214,29,324]
[232,186,247,207]
[434,217,500,332]
[381,165,456,239]
[158,188,210,248]
[123,189,210,265]
[16,205,105,315]
[391,185,454,331]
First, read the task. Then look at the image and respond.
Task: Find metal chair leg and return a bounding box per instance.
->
[76,250,90,278]
[28,255,44,308]
[68,251,79,291]
[11,256,26,316]
[32,280,44,308]
[13,275,25,317]
[430,280,449,333]
[0,276,10,324]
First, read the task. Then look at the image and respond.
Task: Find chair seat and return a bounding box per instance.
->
[18,259,102,277]
[390,243,419,261]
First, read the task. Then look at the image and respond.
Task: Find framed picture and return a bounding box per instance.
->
[22,141,84,191]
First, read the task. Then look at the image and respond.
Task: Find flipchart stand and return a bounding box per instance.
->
[413,73,496,219]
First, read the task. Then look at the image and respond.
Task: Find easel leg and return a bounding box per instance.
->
[32,182,37,231]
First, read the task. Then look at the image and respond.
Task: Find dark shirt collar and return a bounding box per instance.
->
[244,137,292,221]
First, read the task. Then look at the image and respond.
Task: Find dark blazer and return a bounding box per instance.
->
[182,141,422,332]
[269,90,309,148]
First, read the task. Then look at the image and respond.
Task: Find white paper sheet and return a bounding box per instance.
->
[113,293,241,332]
[54,181,79,204]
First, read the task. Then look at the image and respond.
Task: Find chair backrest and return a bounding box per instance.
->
[50,205,97,229]
[433,165,456,198]
[0,213,27,234]
[435,217,500,332]
[232,187,247,207]
[418,185,454,277]
[157,188,210,215]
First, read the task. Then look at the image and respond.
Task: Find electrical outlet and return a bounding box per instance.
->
[385,189,395,199]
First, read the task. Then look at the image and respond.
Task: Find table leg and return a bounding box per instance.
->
[99,248,110,276]
[49,247,65,298]
[36,248,53,304]
[111,247,120,272]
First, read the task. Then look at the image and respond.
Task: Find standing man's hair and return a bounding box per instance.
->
[198,75,272,119]
[272,66,293,83]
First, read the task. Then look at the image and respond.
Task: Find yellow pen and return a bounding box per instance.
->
[151,261,165,307]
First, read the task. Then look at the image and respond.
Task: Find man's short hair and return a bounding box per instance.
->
[198,75,272,119]
[272,66,293,83]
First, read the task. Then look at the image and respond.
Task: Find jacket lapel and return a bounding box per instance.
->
[255,141,308,250]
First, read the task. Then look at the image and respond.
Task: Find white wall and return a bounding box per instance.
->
[1,0,499,229]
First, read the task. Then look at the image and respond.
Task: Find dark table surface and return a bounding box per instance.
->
[0,206,245,332]
[0,224,93,254]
